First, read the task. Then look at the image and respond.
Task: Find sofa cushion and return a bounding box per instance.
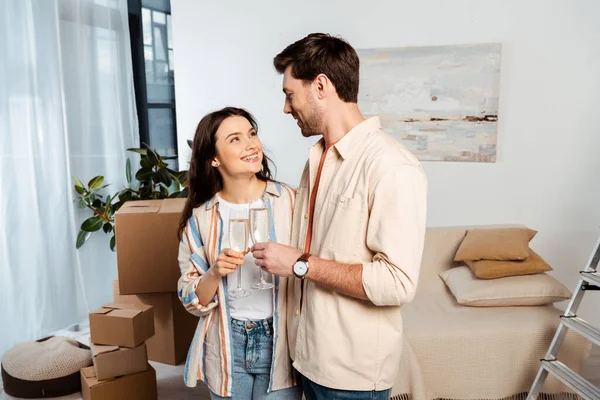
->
[439,266,571,306]
[454,227,537,261]
[465,249,552,279]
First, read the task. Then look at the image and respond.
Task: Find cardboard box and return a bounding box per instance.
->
[115,199,186,294]
[91,343,148,380]
[80,365,157,400]
[89,303,154,348]
[113,280,199,365]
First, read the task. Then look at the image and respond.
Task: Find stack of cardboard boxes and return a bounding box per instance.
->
[80,303,157,399]
[112,198,199,365]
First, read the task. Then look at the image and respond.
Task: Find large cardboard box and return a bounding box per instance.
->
[89,303,155,348]
[80,365,157,400]
[113,281,199,365]
[91,343,148,380]
[115,198,186,295]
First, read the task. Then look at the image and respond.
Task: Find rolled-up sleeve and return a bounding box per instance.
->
[361,164,427,306]
[177,217,219,317]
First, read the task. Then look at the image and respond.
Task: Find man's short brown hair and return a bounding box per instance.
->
[273,33,359,103]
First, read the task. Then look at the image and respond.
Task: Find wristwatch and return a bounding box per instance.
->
[293,253,311,279]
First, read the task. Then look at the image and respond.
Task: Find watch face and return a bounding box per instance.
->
[294,260,308,276]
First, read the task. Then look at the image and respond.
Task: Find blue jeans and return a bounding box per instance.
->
[209,318,302,400]
[299,373,391,400]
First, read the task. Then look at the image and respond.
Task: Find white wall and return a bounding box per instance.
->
[171,0,600,324]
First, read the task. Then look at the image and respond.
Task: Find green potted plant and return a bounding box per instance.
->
[72,143,191,251]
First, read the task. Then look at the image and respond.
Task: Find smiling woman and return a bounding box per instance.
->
[213,115,265,180]
[175,107,301,399]
[177,107,275,233]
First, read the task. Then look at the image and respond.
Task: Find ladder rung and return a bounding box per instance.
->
[541,360,600,400]
[580,271,600,287]
[561,316,600,347]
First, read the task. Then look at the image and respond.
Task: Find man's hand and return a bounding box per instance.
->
[251,241,302,277]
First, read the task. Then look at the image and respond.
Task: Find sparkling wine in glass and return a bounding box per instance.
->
[250,198,274,290]
[228,208,250,300]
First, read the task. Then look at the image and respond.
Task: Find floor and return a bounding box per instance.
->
[1,325,598,400]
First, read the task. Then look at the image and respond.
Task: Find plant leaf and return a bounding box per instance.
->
[107,192,119,209]
[103,222,113,234]
[88,176,104,189]
[162,155,178,160]
[76,231,91,249]
[140,157,152,169]
[110,235,116,252]
[81,216,103,232]
[119,190,133,204]
[79,199,87,208]
[178,171,188,187]
[108,204,118,218]
[73,176,84,189]
[126,158,132,184]
[135,167,154,182]
[157,168,172,187]
[187,139,193,148]
[73,176,85,194]
[168,191,181,198]
[93,184,110,193]
[179,187,189,198]
[127,148,148,155]
[146,148,160,166]
[160,186,169,198]
[92,199,103,208]
[140,185,152,198]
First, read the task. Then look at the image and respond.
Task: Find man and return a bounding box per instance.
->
[252,33,427,400]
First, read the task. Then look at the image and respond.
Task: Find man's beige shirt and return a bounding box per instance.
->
[287,116,428,391]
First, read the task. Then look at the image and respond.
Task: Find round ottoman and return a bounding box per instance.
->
[1,336,92,398]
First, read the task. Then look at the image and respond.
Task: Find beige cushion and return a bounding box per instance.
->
[454,228,537,261]
[439,266,572,306]
[2,336,92,380]
[465,249,552,279]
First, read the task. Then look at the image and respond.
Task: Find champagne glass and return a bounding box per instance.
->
[228,208,250,299]
[250,198,274,290]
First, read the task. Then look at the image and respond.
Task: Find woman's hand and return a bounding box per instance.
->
[209,248,245,278]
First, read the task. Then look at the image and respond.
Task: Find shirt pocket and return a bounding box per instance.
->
[321,192,366,256]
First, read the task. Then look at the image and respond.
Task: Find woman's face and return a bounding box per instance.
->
[213,115,264,178]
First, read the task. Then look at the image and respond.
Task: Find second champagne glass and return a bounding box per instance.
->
[228,208,250,299]
[250,198,274,290]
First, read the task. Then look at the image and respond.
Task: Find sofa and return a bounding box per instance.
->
[391,225,591,400]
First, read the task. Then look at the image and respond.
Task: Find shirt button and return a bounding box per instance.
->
[304,213,308,219]
[340,196,346,203]
[295,309,300,316]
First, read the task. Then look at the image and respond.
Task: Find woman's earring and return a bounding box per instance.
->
[213,161,220,168]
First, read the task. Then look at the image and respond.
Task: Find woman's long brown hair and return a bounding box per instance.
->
[178,107,274,240]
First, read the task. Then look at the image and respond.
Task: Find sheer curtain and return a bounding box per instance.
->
[0,0,139,360]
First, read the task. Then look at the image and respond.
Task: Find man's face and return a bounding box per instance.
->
[282,65,323,138]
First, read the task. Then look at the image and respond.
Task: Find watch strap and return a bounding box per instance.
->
[298,253,311,263]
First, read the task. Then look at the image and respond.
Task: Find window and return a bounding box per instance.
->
[128,0,177,168]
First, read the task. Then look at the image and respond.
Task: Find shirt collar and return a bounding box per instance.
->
[332,116,381,160]
[205,180,281,210]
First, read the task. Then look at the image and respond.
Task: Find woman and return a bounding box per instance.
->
[177,107,300,400]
